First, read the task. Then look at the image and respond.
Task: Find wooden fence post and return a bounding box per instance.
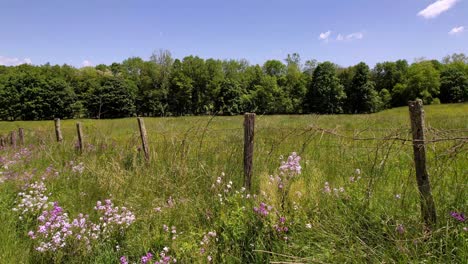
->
[408,100,437,227]
[18,128,24,146]
[244,113,255,191]
[10,131,17,148]
[55,118,63,142]
[0,135,5,148]
[76,122,84,152]
[137,117,150,161]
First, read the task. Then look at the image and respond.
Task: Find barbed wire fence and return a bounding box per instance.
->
[1,100,467,227]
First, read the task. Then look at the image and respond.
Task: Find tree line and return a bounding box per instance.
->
[0,51,467,120]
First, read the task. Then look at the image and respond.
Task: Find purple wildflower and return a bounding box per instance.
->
[396,224,405,234]
[279,152,301,175]
[119,256,128,264]
[450,212,466,222]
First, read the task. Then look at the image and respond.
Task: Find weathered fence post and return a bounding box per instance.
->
[55,118,63,142]
[408,100,437,227]
[76,122,84,153]
[10,131,17,148]
[137,117,150,161]
[18,128,24,146]
[0,135,5,148]
[243,113,255,191]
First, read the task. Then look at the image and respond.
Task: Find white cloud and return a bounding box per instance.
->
[319,30,332,41]
[0,56,32,66]
[449,26,464,35]
[335,32,365,42]
[82,60,93,67]
[418,0,459,19]
[345,32,364,40]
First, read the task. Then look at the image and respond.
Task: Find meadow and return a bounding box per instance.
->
[0,103,467,263]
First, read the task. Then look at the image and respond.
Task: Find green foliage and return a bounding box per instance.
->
[0,53,466,120]
[440,64,468,103]
[345,62,381,113]
[305,61,346,114]
[0,105,467,263]
[405,61,441,104]
[85,77,136,119]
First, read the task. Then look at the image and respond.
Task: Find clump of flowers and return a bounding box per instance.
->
[0,148,33,170]
[279,152,302,175]
[200,231,217,261]
[29,202,72,252]
[121,247,176,264]
[13,180,51,220]
[396,224,405,235]
[273,216,289,233]
[69,161,85,174]
[450,212,466,222]
[253,202,272,217]
[94,199,136,238]
[70,213,100,250]
[349,168,362,182]
[26,196,135,253]
[162,224,178,240]
[323,182,345,196]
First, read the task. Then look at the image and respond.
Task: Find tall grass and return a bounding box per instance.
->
[0,104,467,263]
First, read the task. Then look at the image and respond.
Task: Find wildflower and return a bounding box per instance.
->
[323,182,331,193]
[141,252,153,264]
[305,223,312,229]
[396,224,405,234]
[120,256,128,264]
[13,181,50,220]
[207,256,212,262]
[166,196,175,207]
[279,152,301,175]
[395,194,401,199]
[253,202,272,217]
[154,207,162,212]
[450,212,466,222]
[71,162,85,174]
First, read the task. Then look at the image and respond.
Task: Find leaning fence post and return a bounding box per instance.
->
[137,117,150,161]
[408,100,437,227]
[10,131,17,148]
[76,122,84,153]
[55,118,63,142]
[18,128,24,146]
[243,113,255,191]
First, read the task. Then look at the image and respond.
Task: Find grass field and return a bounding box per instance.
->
[0,104,467,263]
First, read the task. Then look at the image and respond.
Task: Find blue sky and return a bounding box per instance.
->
[1,0,467,68]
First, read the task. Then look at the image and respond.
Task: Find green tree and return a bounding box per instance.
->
[85,77,136,118]
[372,60,408,92]
[305,62,346,114]
[440,65,468,103]
[263,60,286,77]
[405,61,440,104]
[168,59,193,115]
[346,62,381,113]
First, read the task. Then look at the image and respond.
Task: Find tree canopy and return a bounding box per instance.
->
[0,52,466,120]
